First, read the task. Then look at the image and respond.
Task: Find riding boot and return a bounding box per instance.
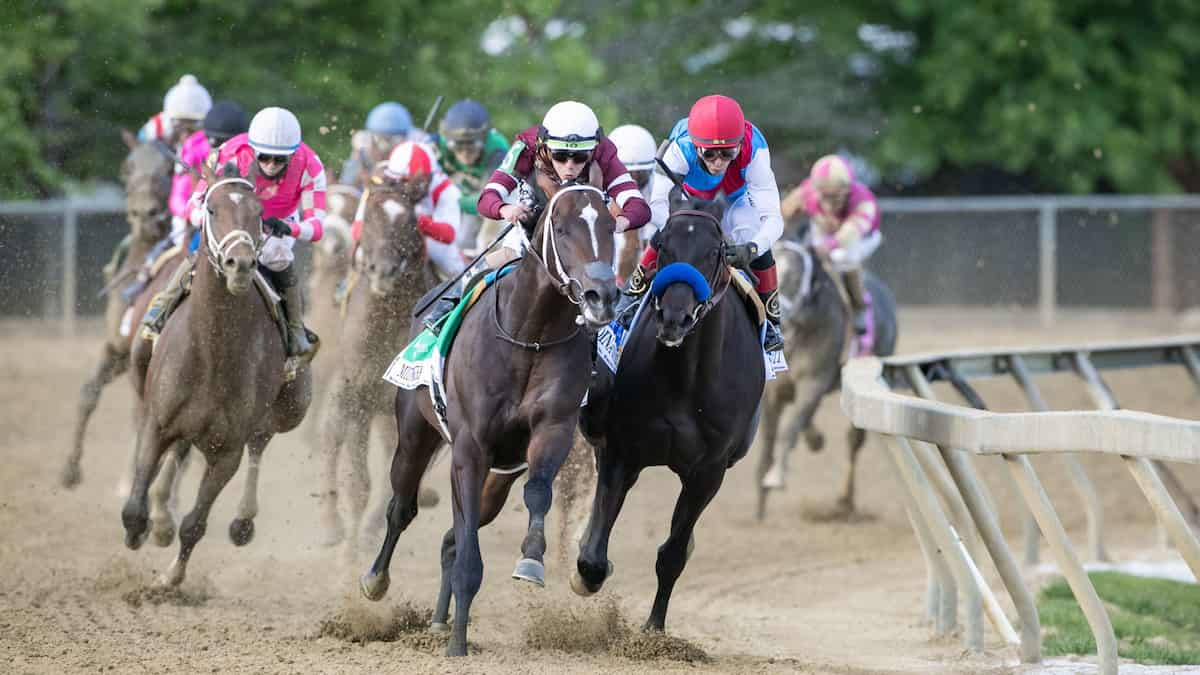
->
[103,234,133,283]
[751,256,785,353]
[759,289,785,353]
[275,265,317,360]
[140,255,194,342]
[842,269,868,335]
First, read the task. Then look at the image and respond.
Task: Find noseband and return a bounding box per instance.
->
[202,177,259,275]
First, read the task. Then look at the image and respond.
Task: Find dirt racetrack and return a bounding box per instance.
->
[3,309,1199,674]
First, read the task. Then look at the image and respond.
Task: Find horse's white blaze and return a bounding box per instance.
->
[228,193,243,205]
[580,203,600,257]
[382,199,406,223]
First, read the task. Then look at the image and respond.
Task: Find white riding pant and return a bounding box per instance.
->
[426,238,467,279]
[827,230,882,273]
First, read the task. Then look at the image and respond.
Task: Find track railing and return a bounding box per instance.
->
[840,336,1200,675]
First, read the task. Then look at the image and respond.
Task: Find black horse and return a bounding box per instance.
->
[359,176,619,657]
[573,188,766,632]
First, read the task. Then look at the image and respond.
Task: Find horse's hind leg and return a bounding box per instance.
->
[63,343,129,488]
[755,389,785,521]
[360,395,443,601]
[148,441,189,547]
[574,444,640,596]
[645,466,726,633]
[513,424,577,588]
[121,415,171,551]
[837,426,868,515]
[230,432,272,547]
[432,470,521,632]
[162,444,243,587]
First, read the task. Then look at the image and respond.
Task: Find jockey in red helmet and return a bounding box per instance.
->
[639,94,786,352]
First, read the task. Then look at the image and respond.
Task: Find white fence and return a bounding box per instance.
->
[4,193,1200,334]
[841,337,1200,675]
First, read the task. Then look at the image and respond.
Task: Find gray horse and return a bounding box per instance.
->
[754,229,897,521]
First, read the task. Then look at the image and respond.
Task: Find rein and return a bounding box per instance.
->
[201,177,259,274]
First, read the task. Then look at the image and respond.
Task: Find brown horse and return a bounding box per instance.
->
[61,133,173,488]
[360,178,619,656]
[121,159,312,587]
[317,172,433,554]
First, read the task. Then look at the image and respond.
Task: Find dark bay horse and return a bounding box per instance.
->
[754,230,897,521]
[360,178,619,657]
[62,134,173,488]
[121,160,312,586]
[573,190,765,633]
[317,172,432,553]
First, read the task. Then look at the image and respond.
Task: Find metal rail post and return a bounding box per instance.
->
[61,204,78,337]
[1038,203,1057,327]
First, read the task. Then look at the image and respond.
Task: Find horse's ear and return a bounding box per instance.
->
[221,159,241,179]
[121,128,138,150]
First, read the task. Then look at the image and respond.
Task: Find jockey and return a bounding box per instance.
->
[409,101,650,333]
[350,141,465,279]
[136,75,212,149]
[478,100,650,255]
[434,99,510,254]
[642,94,786,352]
[781,154,881,335]
[607,124,659,281]
[340,102,422,186]
[141,107,326,360]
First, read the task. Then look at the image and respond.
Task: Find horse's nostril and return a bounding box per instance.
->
[583,289,601,305]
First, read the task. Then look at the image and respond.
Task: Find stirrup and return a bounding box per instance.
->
[763,321,785,353]
[422,298,457,336]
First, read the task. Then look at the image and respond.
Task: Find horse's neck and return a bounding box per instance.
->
[188,261,263,344]
[499,254,577,342]
[126,234,159,263]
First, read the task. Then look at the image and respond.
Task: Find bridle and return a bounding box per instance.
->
[201,177,259,274]
[653,208,732,327]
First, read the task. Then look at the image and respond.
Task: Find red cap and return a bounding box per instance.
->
[687,95,745,148]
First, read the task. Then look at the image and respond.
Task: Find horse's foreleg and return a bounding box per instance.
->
[432,470,520,632]
[573,443,640,596]
[767,377,830,489]
[645,466,726,633]
[755,389,785,521]
[230,432,271,547]
[162,445,243,587]
[63,342,129,488]
[513,423,575,588]
[447,436,486,657]
[121,415,171,551]
[148,441,188,547]
[837,426,868,514]
[360,396,443,602]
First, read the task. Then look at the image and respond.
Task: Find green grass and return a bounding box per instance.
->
[1037,571,1200,665]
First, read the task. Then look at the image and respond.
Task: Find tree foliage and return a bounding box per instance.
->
[1,0,1197,198]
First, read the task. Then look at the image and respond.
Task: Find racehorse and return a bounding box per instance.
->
[120,159,312,586]
[317,171,433,553]
[359,176,619,657]
[572,186,765,634]
[754,226,897,521]
[61,132,173,488]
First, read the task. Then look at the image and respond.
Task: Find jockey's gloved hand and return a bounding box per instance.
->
[835,223,861,248]
[263,217,292,238]
[725,242,759,269]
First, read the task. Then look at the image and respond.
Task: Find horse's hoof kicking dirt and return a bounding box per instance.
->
[511,558,545,587]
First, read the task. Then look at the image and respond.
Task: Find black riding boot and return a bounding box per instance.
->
[842,269,868,335]
[274,265,317,360]
[759,289,785,353]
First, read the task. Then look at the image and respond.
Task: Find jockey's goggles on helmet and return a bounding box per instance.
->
[446,136,484,151]
[256,153,289,166]
[698,145,739,161]
[630,169,652,191]
[550,149,591,164]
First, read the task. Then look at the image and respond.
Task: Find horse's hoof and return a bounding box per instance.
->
[124,529,148,551]
[122,509,148,550]
[511,558,545,587]
[570,569,598,597]
[805,430,825,453]
[161,558,186,587]
[761,465,785,490]
[429,622,449,634]
[152,521,176,548]
[60,463,82,489]
[228,518,255,546]
[417,487,440,508]
[359,571,390,601]
[445,637,468,657]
